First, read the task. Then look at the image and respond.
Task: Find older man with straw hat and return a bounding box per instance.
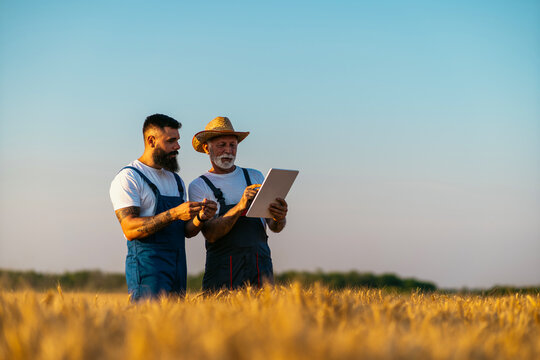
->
[188,116,288,291]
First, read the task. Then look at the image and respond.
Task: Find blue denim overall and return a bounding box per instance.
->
[199,168,274,291]
[121,166,186,301]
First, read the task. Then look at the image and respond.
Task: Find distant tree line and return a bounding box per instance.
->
[275,270,438,291]
[0,269,127,292]
[0,269,443,292]
[3,269,537,294]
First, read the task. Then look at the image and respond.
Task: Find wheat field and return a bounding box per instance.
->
[1,284,539,360]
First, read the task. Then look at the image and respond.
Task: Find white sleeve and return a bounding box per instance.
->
[249,169,267,227]
[178,176,187,202]
[188,179,210,203]
[249,169,265,185]
[109,170,142,211]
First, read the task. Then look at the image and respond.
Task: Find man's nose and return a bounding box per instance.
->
[174,142,181,150]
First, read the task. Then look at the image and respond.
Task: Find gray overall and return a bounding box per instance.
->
[200,168,274,291]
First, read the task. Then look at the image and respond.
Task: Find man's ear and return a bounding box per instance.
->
[202,143,210,154]
[146,135,156,148]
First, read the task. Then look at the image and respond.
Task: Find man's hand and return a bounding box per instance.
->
[198,199,218,221]
[237,184,261,211]
[185,199,218,238]
[172,201,204,221]
[267,198,288,233]
[269,198,288,222]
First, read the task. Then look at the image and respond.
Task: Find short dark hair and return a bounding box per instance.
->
[143,114,181,135]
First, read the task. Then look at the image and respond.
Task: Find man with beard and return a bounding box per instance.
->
[110,114,217,300]
[188,116,288,291]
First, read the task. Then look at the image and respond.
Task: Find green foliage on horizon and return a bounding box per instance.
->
[0,269,441,292]
[275,270,438,291]
[1,269,537,294]
[0,269,127,292]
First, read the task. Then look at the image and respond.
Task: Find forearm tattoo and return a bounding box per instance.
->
[115,206,140,223]
[115,206,175,238]
[136,210,173,236]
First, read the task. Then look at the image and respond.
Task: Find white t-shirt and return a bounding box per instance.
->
[188,166,265,223]
[109,160,186,217]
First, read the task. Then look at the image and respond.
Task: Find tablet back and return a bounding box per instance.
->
[245,168,299,218]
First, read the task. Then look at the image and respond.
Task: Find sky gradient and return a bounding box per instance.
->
[1,0,539,288]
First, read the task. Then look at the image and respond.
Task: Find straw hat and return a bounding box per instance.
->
[192,117,249,153]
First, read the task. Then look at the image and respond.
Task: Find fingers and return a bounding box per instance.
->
[186,200,219,220]
[201,201,217,213]
[269,204,287,216]
[189,205,203,217]
[243,184,261,199]
[246,190,258,199]
[275,197,287,206]
[200,208,216,220]
[270,198,288,212]
[243,189,259,201]
[269,198,288,221]
[196,199,218,221]
[269,210,286,222]
[189,201,216,210]
[175,202,203,221]
[188,202,204,210]
[184,202,203,217]
[202,201,218,211]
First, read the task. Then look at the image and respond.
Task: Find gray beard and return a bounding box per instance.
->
[212,154,235,169]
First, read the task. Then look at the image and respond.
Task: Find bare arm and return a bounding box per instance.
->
[202,184,260,243]
[267,217,287,233]
[115,201,204,240]
[201,203,244,242]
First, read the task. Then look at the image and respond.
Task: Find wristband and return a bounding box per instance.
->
[196,213,207,223]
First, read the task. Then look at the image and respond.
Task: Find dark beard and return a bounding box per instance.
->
[153,147,180,172]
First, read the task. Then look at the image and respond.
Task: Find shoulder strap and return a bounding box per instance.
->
[199,175,227,211]
[241,168,252,186]
[172,173,185,202]
[121,166,159,196]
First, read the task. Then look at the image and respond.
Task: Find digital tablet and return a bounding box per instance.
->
[245,168,299,218]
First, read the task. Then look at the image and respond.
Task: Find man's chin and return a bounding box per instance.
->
[219,162,235,170]
[163,160,180,172]
[164,166,180,172]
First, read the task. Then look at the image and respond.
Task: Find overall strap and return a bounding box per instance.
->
[121,166,159,196]
[241,168,252,186]
[199,175,227,211]
[172,173,185,202]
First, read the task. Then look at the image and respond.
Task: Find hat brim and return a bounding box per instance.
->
[192,130,250,153]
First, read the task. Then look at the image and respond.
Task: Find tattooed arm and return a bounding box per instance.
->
[115,202,204,240]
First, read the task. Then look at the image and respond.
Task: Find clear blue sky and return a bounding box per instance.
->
[1,0,539,288]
